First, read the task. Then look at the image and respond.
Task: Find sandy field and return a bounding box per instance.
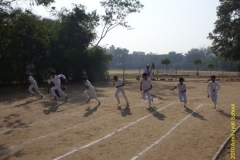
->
[0,78,239,160]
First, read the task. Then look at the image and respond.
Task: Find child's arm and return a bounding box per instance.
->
[171,86,177,90]
[113,81,115,87]
[207,83,210,98]
[140,82,142,91]
[216,82,221,91]
[144,84,152,92]
[181,89,186,93]
[83,82,89,89]
[117,82,125,88]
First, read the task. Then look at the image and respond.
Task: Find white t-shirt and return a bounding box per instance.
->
[85,80,94,89]
[29,76,37,84]
[207,81,220,95]
[116,78,124,88]
[143,68,152,78]
[141,78,152,90]
[47,74,66,85]
[177,82,186,93]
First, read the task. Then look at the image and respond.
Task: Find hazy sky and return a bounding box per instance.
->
[17,0,220,54]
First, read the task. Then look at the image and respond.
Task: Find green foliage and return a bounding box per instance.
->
[161,58,171,65]
[193,58,202,76]
[0,4,112,84]
[0,0,54,14]
[208,0,240,61]
[161,58,171,74]
[206,63,214,69]
[206,63,214,75]
[95,0,144,46]
[193,58,202,66]
[151,63,155,74]
[0,9,50,83]
[86,46,112,82]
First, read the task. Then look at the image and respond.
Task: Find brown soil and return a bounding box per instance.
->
[0,79,239,160]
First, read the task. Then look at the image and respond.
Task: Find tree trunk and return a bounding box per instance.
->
[166,65,167,75]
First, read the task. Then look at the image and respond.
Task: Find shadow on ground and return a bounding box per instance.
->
[217,109,240,120]
[147,107,166,120]
[2,114,31,135]
[184,107,207,120]
[15,98,42,108]
[0,144,24,160]
[118,105,132,117]
[43,102,65,115]
[84,104,100,117]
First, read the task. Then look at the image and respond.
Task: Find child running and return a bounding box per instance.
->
[207,75,221,110]
[83,76,100,105]
[140,73,153,109]
[25,74,43,98]
[113,76,129,105]
[171,77,187,108]
[47,72,68,102]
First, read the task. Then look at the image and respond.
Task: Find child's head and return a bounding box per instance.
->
[113,76,118,81]
[211,75,216,82]
[179,77,184,82]
[82,76,88,82]
[50,71,55,78]
[25,74,30,77]
[142,73,147,79]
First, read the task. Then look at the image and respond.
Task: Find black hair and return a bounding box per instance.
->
[82,76,88,80]
[51,71,55,75]
[179,77,184,81]
[25,74,30,77]
[113,76,118,80]
[211,75,216,79]
[142,73,147,76]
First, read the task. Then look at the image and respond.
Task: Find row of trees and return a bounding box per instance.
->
[0,0,144,84]
[160,57,215,75]
[108,47,240,72]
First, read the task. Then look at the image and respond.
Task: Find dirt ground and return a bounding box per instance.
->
[217,129,240,160]
[0,78,239,160]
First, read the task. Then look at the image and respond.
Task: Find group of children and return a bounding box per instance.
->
[25,72,221,111]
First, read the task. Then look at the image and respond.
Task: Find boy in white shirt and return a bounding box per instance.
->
[113,76,129,105]
[143,64,152,79]
[207,75,221,110]
[47,72,68,102]
[171,77,187,108]
[83,76,100,105]
[140,73,153,108]
[25,74,43,98]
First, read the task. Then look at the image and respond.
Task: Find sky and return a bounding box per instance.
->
[16,0,220,54]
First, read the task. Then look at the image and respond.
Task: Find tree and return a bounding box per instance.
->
[151,62,155,74]
[206,63,214,75]
[161,58,171,74]
[193,58,202,76]
[234,61,240,77]
[94,0,144,47]
[0,0,54,14]
[208,0,240,61]
[56,5,100,81]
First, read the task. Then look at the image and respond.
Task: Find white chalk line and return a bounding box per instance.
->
[0,100,114,134]
[0,100,148,153]
[130,104,203,160]
[53,102,175,160]
[0,113,114,154]
[0,100,147,135]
